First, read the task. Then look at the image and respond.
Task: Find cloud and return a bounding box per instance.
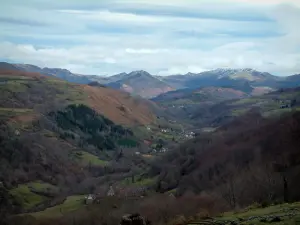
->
[58,10,162,24]
[0,0,299,76]
[125,48,169,54]
[0,17,46,26]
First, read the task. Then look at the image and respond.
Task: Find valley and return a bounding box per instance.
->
[0,63,300,225]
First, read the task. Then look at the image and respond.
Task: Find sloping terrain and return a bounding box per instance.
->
[152,110,300,206]
[0,62,22,71]
[83,85,156,125]
[6,110,300,225]
[276,74,300,88]
[190,202,300,225]
[0,69,156,126]
[153,87,247,106]
[189,87,300,128]
[107,71,174,98]
[152,86,250,127]
[156,74,188,89]
[0,62,111,85]
[0,69,159,216]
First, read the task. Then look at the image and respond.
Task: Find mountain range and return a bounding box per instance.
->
[1,62,300,99]
[158,68,282,90]
[0,63,173,98]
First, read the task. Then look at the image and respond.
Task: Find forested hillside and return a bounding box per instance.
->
[152,110,300,207]
[0,69,160,221]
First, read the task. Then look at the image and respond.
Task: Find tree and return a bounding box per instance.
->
[273,161,290,203]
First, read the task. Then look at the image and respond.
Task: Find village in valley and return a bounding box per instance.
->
[136,123,196,156]
[84,185,175,205]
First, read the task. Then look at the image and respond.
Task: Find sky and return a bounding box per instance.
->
[0,0,300,76]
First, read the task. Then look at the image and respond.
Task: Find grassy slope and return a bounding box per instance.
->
[190,202,300,225]
[72,151,110,166]
[221,202,300,225]
[154,87,247,106]
[9,181,57,210]
[229,91,300,118]
[29,195,85,219]
[191,88,300,128]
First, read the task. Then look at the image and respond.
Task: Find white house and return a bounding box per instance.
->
[85,194,95,204]
[107,186,115,196]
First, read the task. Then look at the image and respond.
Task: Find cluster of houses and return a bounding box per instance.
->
[171,105,185,109]
[85,186,148,205]
[150,147,168,153]
[272,98,295,109]
[142,124,197,156]
[184,131,195,139]
[85,186,177,205]
[161,129,168,133]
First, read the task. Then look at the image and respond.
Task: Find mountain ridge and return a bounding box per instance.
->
[107,70,174,98]
[1,62,300,99]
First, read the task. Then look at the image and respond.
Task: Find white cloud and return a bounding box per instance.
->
[58,9,162,24]
[0,0,299,76]
[158,66,208,76]
[125,48,169,54]
[236,0,300,7]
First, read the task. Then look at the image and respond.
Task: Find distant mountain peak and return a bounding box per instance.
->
[128,70,152,76]
[185,72,197,76]
[213,68,255,73]
[107,70,173,98]
[43,67,73,74]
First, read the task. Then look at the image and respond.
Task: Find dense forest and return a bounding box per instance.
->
[49,104,135,151]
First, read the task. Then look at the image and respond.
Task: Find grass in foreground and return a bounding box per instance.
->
[191,202,300,225]
[220,202,300,220]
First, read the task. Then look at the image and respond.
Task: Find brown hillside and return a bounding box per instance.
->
[82,85,156,126]
[0,70,48,79]
[0,69,156,126]
[195,87,247,98]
